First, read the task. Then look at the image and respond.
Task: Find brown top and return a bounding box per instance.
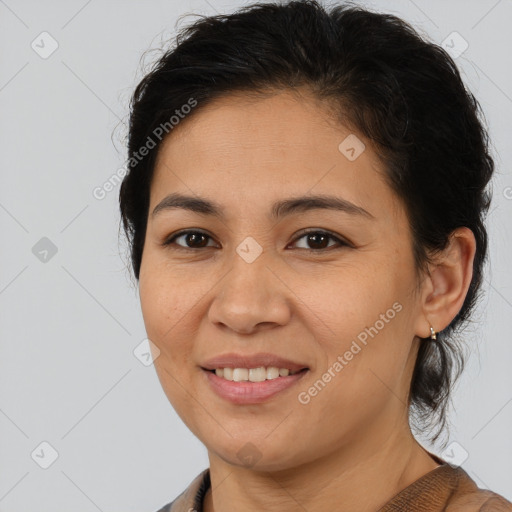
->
[155,459,512,512]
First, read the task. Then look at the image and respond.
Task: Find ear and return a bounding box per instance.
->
[414,227,477,339]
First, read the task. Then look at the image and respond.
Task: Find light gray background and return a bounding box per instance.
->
[1,0,511,511]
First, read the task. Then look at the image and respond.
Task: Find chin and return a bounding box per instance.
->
[206,435,308,473]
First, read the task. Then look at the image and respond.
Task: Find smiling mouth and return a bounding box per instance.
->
[205,367,309,382]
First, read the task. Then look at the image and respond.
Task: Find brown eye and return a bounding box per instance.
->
[290,230,349,252]
[162,229,349,253]
[163,230,216,250]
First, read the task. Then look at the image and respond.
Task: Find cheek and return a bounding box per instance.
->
[297,259,401,334]
[306,263,412,384]
[140,253,191,317]
[139,271,201,413]
[139,269,194,360]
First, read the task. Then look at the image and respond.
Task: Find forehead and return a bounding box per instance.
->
[150,90,401,222]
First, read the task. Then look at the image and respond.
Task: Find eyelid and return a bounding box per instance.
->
[162,229,217,249]
[162,228,351,251]
[289,228,352,249]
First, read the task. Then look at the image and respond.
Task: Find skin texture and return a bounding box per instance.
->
[138,89,476,512]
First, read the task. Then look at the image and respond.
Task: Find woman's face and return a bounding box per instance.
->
[139,90,428,471]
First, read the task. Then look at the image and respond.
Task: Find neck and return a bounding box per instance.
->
[203,420,439,512]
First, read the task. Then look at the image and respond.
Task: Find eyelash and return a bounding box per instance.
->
[161,229,350,253]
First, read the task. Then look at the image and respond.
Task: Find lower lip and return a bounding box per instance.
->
[203,368,309,404]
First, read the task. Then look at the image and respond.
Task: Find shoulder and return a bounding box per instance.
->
[443,465,512,511]
[380,463,512,512]
[153,468,210,512]
[445,483,512,512]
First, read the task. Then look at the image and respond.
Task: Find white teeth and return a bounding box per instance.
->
[212,366,303,382]
[266,367,280,380]
[233,368,249,382]
[249,367,267,382]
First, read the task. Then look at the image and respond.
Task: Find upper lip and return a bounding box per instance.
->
[201,352,309,372]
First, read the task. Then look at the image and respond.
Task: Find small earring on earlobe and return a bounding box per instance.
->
[430,326,437,340]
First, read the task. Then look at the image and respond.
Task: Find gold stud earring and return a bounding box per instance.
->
[430,326,437,340]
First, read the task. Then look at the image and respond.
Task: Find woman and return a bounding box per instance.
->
[119,1,512,510]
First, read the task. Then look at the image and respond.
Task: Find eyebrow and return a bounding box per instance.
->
[151,192,375,221]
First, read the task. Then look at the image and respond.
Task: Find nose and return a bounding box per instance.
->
[207,249,291,335]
